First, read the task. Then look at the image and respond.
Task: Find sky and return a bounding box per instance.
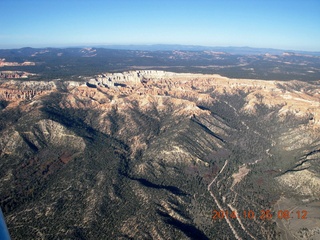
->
[1,0,320,51]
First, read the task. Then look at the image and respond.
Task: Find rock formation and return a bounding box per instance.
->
[0,71,320,239]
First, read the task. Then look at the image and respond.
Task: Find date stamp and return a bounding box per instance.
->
[212,209,307,220]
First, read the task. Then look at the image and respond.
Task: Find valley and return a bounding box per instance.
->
[0,69,319,239]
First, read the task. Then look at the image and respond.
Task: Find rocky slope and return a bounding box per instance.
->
[0,71,319,239]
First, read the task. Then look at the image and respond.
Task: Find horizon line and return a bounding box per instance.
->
[0,44,319,53]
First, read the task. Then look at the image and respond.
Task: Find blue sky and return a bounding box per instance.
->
[1,0,319,51]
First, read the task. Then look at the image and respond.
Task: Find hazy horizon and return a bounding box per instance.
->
[1,0,320,51]
[1,44,320,54]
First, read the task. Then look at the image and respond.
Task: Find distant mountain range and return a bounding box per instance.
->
[89,44,320,56]
[2,44,319,56]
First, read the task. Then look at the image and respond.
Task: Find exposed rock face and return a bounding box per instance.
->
[0,80,56,104]
[1,71,319,126]
[83,70,320,127]
[0,71,319,239]
[276,169,320,197]
[22,119,86,151]
[0,59,36,67]
[88,70,176,88]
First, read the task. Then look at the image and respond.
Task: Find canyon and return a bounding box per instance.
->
[0,70,319,239]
